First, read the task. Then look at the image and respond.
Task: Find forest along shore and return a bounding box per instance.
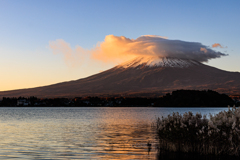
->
[0,90,239,107]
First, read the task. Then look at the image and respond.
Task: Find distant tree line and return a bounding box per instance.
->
[0,90,239,107]
[153,90,238,107]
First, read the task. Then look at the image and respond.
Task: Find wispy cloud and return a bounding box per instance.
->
[49,39,86,68]
[212,43,227,48]
[200,47,208,53]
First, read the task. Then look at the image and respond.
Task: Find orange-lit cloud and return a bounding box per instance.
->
[200,47,208,53]
[91,35,227,63]
[91,35,164,63]
[91,35,138,63]
[212,43,224,48]
[49,35,227,67]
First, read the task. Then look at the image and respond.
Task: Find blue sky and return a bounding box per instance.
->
[0,0,240,91]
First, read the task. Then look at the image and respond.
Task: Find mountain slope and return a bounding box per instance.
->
[1,57,240,98]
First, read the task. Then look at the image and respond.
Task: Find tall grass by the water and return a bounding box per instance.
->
[154,106,240,156]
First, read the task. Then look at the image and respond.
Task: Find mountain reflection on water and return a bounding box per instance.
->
[0,107,228,159]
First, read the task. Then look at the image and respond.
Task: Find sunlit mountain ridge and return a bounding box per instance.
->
[1,56,240,98]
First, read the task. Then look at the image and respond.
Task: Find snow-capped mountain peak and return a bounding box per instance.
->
[117,57,201,69]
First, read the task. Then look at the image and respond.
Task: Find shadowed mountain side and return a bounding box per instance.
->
[0,58,240,98]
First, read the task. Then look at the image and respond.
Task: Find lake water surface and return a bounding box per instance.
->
[0,107,229,159]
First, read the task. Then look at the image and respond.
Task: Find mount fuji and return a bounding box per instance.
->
[1,56,240,98]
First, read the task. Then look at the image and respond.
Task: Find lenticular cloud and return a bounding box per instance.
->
[136,35,227,62]
[92,35,227,63]
[49,35,228,67]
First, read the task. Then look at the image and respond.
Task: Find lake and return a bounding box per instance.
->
[0,107,229,159]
